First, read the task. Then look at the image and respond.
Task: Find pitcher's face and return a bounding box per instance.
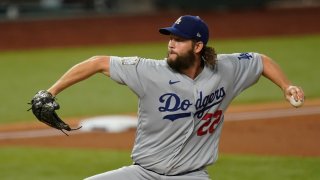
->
[166,35,196,73]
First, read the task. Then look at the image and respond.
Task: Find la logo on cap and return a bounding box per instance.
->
[159,15,209,45]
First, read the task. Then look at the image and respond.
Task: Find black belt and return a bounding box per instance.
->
[133,162,202,176]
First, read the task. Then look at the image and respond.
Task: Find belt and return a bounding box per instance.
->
[133,162,202,176]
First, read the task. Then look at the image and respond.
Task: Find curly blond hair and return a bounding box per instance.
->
[201,46,217,69]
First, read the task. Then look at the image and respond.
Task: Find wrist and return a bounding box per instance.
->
[47,88,58,97]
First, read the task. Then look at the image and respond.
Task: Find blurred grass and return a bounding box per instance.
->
[0,34,319,124]
[0,147,131,180]
[210,154,320,180]
[0,147,319,180]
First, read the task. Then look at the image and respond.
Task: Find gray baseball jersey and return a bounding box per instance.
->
[109,52,263,175]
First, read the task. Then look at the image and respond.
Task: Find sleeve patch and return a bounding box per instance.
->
[121,57,139,65]
[237,53,253,60]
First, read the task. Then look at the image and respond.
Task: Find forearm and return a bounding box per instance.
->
[261,54,304,103]
[48,56,110,96]
[261,54,291,91]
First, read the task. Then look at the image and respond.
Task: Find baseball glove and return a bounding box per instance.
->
[28,90,81,136]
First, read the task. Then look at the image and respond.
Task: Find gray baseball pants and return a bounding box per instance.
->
[84,164,210,180]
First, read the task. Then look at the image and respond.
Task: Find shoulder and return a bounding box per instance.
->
[137,58,173,76]
[138,58,167,67]
[214,53,262,72]
[110,56,167,67]
[217,53,262,65]
[217,52,261,61]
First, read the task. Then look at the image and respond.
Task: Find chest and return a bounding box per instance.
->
[143,70,230,118]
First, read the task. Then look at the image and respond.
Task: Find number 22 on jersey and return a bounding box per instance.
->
[197,110,222,136]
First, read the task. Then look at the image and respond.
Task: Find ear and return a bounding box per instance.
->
[194,42,204,54]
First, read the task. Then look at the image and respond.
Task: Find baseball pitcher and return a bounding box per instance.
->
[29,15,305,180]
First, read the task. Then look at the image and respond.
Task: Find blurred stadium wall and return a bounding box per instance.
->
[1,0,320,20]
[0,0,319,50]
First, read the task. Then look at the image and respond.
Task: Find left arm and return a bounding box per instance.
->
[261,54,304,104]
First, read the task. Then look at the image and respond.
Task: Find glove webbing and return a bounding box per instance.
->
[27,103,82,136]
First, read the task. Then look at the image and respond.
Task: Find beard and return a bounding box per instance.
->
[167,49,196,73]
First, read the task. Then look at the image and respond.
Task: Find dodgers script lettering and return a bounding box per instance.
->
[158,87,225,121]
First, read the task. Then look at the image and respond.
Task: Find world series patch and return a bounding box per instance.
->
[121,57,139,65]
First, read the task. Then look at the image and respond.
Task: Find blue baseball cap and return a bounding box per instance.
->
[159,15,209,45]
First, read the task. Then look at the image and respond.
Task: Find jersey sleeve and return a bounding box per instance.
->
[109,56,144,97]
[226,52,264,96]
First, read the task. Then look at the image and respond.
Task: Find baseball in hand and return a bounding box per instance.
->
[289,96,304,108]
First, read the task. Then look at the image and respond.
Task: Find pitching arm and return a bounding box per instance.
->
[48,56,110,96]
[261,54,304,102]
